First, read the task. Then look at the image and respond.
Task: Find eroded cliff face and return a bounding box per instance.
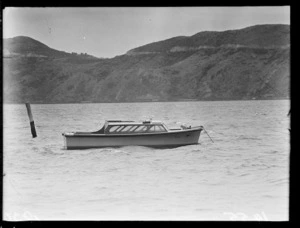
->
[3,24,290,103]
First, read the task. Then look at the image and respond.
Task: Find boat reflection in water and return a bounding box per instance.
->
[62,120,204,149]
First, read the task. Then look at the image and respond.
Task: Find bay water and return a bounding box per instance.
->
[3,100,290,220]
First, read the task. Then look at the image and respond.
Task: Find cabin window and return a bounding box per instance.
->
[148,125,167,132]
[116,126,126,132]
[156,125,167,132]
[121,125,134,132]
[134,126,148,132]
[108,124,166,133]
[128,125,139,132]
[108,126,120,132]
[148,126,155,132]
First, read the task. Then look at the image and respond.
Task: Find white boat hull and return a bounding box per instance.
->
[63,127,203,149]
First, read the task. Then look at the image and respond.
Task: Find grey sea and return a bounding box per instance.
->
[3,100,290,221]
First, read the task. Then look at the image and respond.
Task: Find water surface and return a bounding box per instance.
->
[3,100,290,220]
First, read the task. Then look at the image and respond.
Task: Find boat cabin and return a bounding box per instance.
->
[95,120,169,134]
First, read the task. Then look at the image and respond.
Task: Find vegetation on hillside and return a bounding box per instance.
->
[3,24,290,103]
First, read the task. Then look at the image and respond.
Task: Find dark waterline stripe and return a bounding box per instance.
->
[65,143,200,150]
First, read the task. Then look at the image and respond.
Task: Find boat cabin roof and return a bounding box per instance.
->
[105,120,163,126]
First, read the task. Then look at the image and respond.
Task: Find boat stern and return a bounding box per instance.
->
[62,132,75,149]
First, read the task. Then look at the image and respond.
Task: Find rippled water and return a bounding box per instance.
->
[3,100,290,220]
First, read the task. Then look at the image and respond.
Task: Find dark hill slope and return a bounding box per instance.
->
[127,24,290,54]
[3,24,290,103]
[4,36,72,58]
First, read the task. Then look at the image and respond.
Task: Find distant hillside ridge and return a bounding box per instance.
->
[127,24,290,55]
[3,24,290,103]
[3,36,98,59]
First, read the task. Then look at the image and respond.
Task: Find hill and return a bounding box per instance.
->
[127,24,290,55]
[3,36,98,59]
[4,36,72,58]
[3,24,290,103]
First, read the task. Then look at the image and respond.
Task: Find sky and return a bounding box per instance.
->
[3,7,290,58]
